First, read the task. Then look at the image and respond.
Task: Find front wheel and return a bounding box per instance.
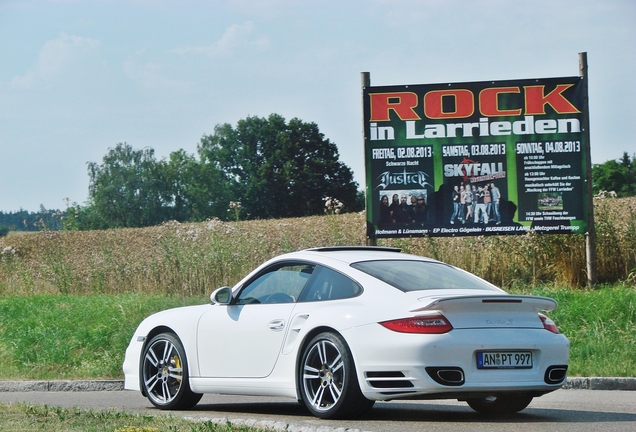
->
[466,393,533,415]
[299,332,374,419]
[141,333,202,410]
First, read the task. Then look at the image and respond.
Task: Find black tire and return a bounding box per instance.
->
[299,332,374,419]
[466,393,533,415]
[140,333,203,410]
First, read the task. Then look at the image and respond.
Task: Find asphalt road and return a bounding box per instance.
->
[1,389,635,432]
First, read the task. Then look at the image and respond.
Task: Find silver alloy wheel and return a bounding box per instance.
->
[302,339,345,412]
[142,336,184,405]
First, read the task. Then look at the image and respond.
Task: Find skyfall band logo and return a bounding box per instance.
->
[376,169,432,190]
[444,158,506,183]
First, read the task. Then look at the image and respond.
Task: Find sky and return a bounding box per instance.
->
[0,0,634,213]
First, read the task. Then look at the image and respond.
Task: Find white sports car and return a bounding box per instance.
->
[123,247,569,419]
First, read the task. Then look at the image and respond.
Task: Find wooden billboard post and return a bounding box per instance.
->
[579,52,597,287]
[361,71,376,246]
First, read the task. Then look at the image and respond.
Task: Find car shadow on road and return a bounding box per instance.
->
[192,401,307,416]
[190,400,636,425]
[369,402,636,424]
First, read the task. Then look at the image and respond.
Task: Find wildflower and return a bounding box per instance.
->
[323,197,344,214]
[228,201,242,221]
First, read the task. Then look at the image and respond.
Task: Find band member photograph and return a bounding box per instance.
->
[465,183,473,222]
[412,194,428,224]
[490,182,501,224]
[474,184,489,224]
[388,193,400,223]
[394,194,411,223]
[450,185,460,224]
[379,194,391,226]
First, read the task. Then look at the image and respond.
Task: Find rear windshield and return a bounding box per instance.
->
[350,260,500,292]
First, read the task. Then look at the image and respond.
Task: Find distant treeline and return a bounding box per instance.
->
[0,207,65,235]
[4,114,363,234]
[592,152,636,197]
[1,127,633,234]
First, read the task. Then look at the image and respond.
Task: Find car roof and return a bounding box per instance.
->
[278,246,440,266]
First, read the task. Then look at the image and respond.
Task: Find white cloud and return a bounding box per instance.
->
[124,49,192,92]
[171,21,269,57]
[10,33,99,89]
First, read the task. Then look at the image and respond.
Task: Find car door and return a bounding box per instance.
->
[196,262,315,378]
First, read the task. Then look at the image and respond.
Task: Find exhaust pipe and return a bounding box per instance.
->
[545,365,568,384]
[426,367,465,386]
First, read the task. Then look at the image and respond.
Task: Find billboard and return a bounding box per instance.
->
[363,77,587,238]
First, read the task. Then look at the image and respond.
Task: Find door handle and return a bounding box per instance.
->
[269,319,285,331]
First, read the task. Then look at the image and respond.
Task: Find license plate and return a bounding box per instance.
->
[477,351,533,369]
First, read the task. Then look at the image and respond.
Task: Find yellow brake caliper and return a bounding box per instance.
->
[173,356,182,382]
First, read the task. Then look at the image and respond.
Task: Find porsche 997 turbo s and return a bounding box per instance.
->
[123,247,569,419]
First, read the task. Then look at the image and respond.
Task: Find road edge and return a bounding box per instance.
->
[1,377,635,392]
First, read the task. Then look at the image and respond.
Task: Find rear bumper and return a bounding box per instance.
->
[344,325,570,401]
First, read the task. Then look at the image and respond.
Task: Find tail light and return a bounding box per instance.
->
[539,313,560,334]
[380,314,453,334]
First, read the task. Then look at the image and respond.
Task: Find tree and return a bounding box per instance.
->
[86,143,239,228]
[163,149,231,222]
[87,143,169,227]
[592,152,636,197]
[198,114,360,219]
[84,115,360,229]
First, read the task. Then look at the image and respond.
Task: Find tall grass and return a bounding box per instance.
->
[0,402,259,431]
[0,197,634,295]
[0,294,201,380]
[0,288,633,380]
[512,284,636,377]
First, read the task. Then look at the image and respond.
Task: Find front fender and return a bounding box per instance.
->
[122,304,211,391]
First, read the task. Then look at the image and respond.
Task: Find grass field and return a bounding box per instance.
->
[0,285,634,380]
[0,197,634,381]
[510,284,635,377]
[0,402,252,432]
[0,197,634,296]
[0,294,201,380]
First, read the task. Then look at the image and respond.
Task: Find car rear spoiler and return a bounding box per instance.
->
[410,295,558,313]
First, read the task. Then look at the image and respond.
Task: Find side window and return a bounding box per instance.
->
[299,266,362,302]
[236,263,315,305]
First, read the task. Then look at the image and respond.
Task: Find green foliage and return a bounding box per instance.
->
[0,402,256,431]
[513,285,636,377]
[592,151,636,197]
[88,144,170,228]
[81,115,361,229]
[0,207,66,233]
[0,294,202,380]
[0,287,633,381]
[198,114,360,219]
[61,202,108,231]
[163,148,233,222]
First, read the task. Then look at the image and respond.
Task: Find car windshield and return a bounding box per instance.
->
[350,260,500,292]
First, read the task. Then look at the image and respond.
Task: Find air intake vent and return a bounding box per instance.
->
[366,371,414,389]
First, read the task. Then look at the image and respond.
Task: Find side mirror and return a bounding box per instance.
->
[210,286,232,305]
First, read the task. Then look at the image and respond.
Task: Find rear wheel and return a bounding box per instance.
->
[299,332,374,419]
[141,333,202,410]
[466,393,533,415]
